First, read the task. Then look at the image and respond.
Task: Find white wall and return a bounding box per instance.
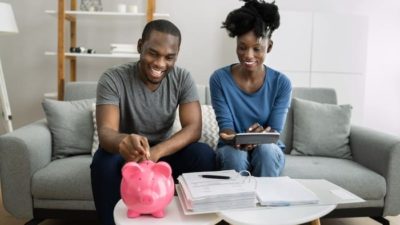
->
[0,0,399,136]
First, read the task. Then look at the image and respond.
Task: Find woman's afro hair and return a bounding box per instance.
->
[222,0,280,38]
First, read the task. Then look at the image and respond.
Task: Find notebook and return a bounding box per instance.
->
[255,176,319,206]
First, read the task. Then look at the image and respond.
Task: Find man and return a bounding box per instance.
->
[91,19,216,225]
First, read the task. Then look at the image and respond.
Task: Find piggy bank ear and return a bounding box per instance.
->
[152,162,172,178]
[122,162,143,178]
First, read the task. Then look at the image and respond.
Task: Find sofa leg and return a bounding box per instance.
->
[371,216,390,225]
[25,218,44,225]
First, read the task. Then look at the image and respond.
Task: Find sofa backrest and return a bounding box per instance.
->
[64,82,337,153]
[64,82,97,101]
[64,82,210,105]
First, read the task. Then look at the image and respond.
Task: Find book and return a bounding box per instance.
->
[255,176,319,206]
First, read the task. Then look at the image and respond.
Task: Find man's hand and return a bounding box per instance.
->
[118,134,150,162]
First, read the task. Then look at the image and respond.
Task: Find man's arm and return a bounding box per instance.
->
[96,104,149,161]
[149,101,202,162]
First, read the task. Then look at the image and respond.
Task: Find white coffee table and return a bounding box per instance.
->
[218,204,336,225]
[113,197,221,225]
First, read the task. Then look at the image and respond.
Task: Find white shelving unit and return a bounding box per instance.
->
[45,51,140,59]
[46,0,167,100]
[45,10,169,18]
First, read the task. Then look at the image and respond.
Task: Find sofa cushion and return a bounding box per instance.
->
[282,155,386,201]
[42,98,95,159]
[173,105,219,150]
[31,155,93,200]
[291,98,352,159]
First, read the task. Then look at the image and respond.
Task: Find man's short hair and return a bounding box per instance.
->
[141,19,182,46]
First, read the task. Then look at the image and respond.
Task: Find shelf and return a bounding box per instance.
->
[50,0,158,100]
[45,51,140,59]
[45,10,169,18]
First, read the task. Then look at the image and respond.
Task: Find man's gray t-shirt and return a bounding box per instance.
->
[97,62,199,145]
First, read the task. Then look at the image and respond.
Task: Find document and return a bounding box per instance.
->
[255,176,319,206]
[178,170,257,212]
[180,170,256,200]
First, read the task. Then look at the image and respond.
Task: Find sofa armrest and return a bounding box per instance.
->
[350,125,400,216]
[0,119,52,219]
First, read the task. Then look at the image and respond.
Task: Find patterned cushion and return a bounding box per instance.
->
[172,105,219,150]
[91,103,99,156]
[199,105,219,150]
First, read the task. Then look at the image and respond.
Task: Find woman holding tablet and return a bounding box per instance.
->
[209,0,292,176]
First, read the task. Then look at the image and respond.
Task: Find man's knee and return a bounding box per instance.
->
[91,148,124,178]
[165,142,216,173]
[186,142,215,158]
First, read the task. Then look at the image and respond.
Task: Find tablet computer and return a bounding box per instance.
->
[234,132,280,145]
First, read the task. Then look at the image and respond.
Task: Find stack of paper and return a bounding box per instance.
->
[177,170,257,212]
[255,176,319,206]
[110,43,137,54]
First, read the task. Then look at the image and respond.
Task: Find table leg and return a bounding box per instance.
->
[310,218,321,225]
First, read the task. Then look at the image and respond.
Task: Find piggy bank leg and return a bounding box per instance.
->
[127,209,141,218]
[152,210,165,218]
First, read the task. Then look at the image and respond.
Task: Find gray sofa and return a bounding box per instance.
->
[1,81,399,225]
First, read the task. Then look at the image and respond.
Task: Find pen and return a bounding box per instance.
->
[201,175,231,179]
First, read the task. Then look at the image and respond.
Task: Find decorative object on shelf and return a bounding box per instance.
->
[0,2,19,133]
[117,3,127,13]
[127,4,138,13]
[117,0,138,13]
[70,46,96,54]
[110,43,137,54]
[80,0,103,12]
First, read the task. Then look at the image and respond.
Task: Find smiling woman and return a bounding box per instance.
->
[209,0,292,177]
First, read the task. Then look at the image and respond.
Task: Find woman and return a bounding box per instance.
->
[209,0,292,177]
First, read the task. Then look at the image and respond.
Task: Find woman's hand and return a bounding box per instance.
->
[241,123,274,151]
[219,129,240,148]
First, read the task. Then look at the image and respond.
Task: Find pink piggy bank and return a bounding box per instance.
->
[121,160,174,218]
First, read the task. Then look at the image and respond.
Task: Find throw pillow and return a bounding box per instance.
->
[91,103,99,156]
[291,98,352,159]
[172,105,219,150]
[42,98,95,160]
[199,105,219,150]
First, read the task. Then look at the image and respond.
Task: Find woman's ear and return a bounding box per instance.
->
[267,39,273,53]
[137,39,143,54]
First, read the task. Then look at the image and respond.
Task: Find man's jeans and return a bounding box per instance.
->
[216,143,285,177]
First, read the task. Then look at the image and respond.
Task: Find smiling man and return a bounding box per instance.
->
[91,19,216,225]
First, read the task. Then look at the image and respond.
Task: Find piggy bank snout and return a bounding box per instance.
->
[140,191,156,205]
